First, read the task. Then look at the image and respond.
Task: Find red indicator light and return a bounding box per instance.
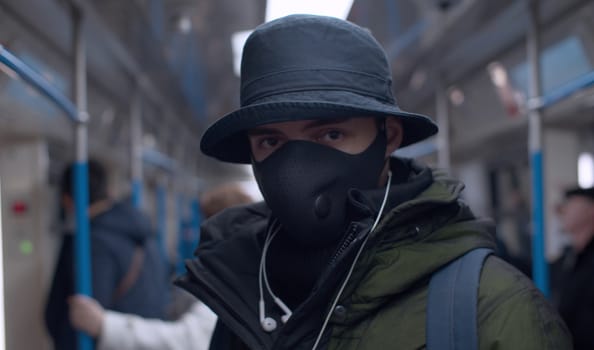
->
[12,201,28,215]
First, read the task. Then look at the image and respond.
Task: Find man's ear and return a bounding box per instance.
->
[384,117,403,157]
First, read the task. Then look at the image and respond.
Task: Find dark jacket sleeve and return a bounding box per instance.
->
[91,237,120,308]
[44,236,77,350]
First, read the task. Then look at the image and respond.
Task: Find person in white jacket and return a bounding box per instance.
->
[69,295,217,350]
[68,183,255,350]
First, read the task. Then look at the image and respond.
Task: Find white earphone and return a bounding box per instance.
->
[258,221,293,332]
[259,300,277,332]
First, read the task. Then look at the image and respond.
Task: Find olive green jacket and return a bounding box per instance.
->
[179,164,571,350]
[328,170,572,350]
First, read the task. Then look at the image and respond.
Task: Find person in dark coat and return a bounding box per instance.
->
[555,186,594,350]
[44,159,169,350]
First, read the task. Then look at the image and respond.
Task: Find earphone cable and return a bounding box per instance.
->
[259,221,280,315]
[311,171,393,350]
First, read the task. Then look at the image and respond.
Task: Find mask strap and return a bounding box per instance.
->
[311,170,393,350]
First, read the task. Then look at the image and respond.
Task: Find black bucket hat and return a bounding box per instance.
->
[200,14,438,164]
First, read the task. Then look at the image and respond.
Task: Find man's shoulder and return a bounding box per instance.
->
[479,256,536,303]
[477,255,572,348]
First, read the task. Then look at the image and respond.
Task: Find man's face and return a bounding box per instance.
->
[559,196,594,232]
[558,195,594,251]
[247,118,380,162]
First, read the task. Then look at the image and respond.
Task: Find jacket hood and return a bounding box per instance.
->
[337,167,496,326]
[91,201,154,244]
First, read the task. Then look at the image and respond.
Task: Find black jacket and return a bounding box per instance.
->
[558,239,594,350]
[45,201,170,350]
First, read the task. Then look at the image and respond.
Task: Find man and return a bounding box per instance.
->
[555,186,594,349]
[176,15,571,349]
[45,159,170,350]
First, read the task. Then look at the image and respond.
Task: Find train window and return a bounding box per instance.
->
[510,36,592,98]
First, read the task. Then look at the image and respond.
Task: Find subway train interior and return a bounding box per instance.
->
[0,0,594,348]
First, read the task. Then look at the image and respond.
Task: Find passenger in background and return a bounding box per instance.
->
[554,186,594,350]
[67,182,253,350]
[44,159,170,350]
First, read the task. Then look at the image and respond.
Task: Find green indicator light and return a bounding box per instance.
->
[19,240,33,255]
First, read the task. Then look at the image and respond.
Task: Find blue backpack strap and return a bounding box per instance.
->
[426,248,493,350]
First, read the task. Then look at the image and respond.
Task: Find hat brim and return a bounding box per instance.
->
[200,91,438,164]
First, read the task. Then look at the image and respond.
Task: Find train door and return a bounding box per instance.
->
[0,138,53,350]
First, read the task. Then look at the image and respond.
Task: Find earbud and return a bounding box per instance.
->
[261,317,277,332]
[274,297,292,324]
[259,300,277,332]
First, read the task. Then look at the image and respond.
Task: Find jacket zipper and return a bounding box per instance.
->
[329,223,359,266]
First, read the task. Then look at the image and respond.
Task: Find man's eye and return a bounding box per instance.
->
[260,138,279,148]
[322,130,343,141]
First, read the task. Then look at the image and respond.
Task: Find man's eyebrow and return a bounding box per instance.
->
[247,127,281,136]
[303,118,350,130]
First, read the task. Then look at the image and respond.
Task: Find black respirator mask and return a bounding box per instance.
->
[252,125,387,248]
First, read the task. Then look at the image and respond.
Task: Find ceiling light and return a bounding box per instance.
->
[409,69,427,91]
[177,15,192,34]
[578,152,594,188]
[448,87,465,106]
[488,62,509,88]
[265,0,354,22]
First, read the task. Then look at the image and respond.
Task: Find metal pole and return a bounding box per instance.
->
[156,178,168,261]
[385,0,399,39]
[191,198,202,249]
[176,194,186,275]
[72,4,94,350]
[527,0,549,297]
[0,179,7,350]
[436,76,451,170]
[131,90,143,208]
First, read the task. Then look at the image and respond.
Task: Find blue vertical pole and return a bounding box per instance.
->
[131,91,143,209]
[131,180,142,208]
[385,0,400,39]
[72,5,94,350]
[436,76,451,170]
[527,0,549,297]
[156,184,168,260]
[191,199,201,250]
[176,194,186,275]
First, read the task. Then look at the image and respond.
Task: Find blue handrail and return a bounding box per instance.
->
[539,70,594,109]
[0,45,80,122]
[143,149,177,173]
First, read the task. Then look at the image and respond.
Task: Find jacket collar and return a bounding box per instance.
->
[335,167,496,326]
